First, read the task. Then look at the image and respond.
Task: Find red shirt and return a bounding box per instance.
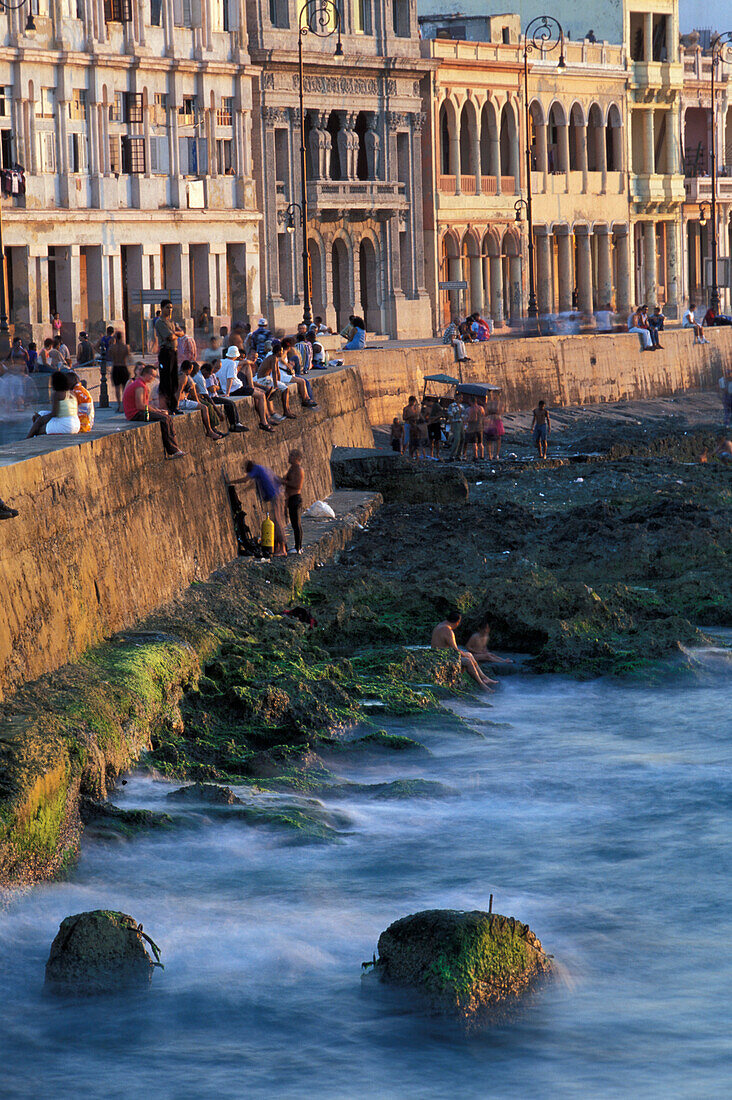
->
[123,378,148,420]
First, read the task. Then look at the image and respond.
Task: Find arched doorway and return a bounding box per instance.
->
[502,232,522,321]
[308,237,325,320]
[331,237,350,332]
[359,238,379,332]
[440,231,462,325]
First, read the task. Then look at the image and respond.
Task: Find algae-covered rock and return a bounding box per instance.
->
[45,910,162,996]
[374,909,552,1025]
[166,782,243,805]
[79,798,176,838]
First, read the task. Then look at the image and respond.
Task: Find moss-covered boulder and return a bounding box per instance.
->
[45,910,162,995]
[374,909,552,1025]
[166,783,242,805]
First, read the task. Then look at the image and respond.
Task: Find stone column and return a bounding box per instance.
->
[665,218,679,318]
[10,246,38,340]
[614,227,631,313]
[644,12,653,61]
[536,121,548,192]
[578,120,588,193]
[105,248,124,328]
[644,110,655,175]
[559,121,570,193]
[261,109,283,306]
[509,255,522,318]
[469,253,483,314]
[667,104,680,176]
[643,221,657,306]
[597,119,607,194]
[473,121,482,195]
[54,245,82,330]
[489,255,503,326]
[482,254,491,313]
[596,225,613,309]
[490,128,501,195]
[575,226,594,314]
[84,246,106,339]
[451,128,461,194]
[409,113,428,297]
[535,227,552,314]
[556,227,573,311]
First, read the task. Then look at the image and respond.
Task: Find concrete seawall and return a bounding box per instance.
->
[0,367,373,700]
[0,328,728,699]
[344,327,731,426]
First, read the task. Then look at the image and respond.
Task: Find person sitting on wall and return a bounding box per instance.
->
[703,305,732,327]
[647,306,665,350]
[26,370,80,437]
[470,312,491,342]
[343,315,366,350]
[176,360,225,441]
[627,306,653,351]
[200,363,250,433]
[66,372,95,432]
[682,302,709,344]
[122,363,186,458]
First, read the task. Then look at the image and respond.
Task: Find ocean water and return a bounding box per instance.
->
[1,657,730,1100]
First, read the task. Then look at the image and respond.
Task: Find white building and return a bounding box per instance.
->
[0,2,261,349]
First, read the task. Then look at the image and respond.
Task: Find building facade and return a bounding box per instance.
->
[248,0,432,338]
[681,36,732,313]
[0,1,261,349]
[421,12,632,329]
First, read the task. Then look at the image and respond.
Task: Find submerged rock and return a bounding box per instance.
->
[45,910,162,996]
[79,798,176,838]
[166,783,243,805]
[373,909,552,1025]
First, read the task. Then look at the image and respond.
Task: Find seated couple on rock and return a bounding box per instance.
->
[431,611,512,692]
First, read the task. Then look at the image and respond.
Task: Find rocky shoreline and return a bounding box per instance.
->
[1,395,730,888]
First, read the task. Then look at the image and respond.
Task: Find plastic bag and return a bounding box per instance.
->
[305,500,336,520]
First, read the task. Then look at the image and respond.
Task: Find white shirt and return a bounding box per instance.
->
[192,371,208,396]
[216,359,240,394]
[683,309,695,326]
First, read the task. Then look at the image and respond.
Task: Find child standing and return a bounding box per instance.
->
[284,449,305,555]
[531,400,551,459]
[390,417,404,453]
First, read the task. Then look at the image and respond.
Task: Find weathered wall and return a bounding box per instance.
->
[344,327,732,425]
[0,327,727,699]
[0,368,372,701]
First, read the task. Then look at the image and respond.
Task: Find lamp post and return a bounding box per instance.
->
[521,14,565,330]
[0,1,35,356]
[297,0,342,327]
[709,31,732,314]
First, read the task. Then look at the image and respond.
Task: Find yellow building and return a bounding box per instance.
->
[421,13,632,330]
[626,1,685,316]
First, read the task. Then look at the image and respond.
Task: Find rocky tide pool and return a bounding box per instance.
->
[1,655,731,1100]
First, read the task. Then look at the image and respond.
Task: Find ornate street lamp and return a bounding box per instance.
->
[297,1,343,326]
[0,0,35,354]
[521,15,565,330]
[698,200,711,227]
[709,31,732,314]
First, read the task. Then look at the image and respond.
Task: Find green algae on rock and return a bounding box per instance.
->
[373,909,553,1025]
[45,910,162,996]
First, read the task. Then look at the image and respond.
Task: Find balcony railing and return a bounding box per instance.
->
[684,176,732,202]
[307,179,406,209]
[439,174,456,193]
[501,176,516,194]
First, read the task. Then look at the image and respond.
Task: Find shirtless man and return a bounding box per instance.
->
[465,619,513,666]
[531,400,551,459]
[402,395,419,451]
[431,610,496,690]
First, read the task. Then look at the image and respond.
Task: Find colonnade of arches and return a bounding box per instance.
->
[438,99,519,194]
[440,228,523,325]
[528,101,623,185]
[439,222,632,325]
[307,230,383,333]
[437,96,624,196]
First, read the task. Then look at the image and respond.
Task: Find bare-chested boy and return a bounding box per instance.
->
[531,400,551,459]
[465,619,513,666]
[431,610,496,690]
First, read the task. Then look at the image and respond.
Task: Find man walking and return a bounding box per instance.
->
[76,331,95,371]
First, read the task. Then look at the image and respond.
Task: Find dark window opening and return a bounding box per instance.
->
[269,0,289,29]
[122,135,146,174]
[501,27,510,44]
[150,0,162,25]
[104,0,132,22]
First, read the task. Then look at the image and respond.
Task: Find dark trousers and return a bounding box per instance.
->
[130,409,179,455]
[287,494,303,552]
[158,345,178,411]
[211,394,239,428]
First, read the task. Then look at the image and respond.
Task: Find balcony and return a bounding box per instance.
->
[437,175,515,196]
[684,176,732,203]
[631,174,686,206]
[306,179,406,211]
[629,61,683,91]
